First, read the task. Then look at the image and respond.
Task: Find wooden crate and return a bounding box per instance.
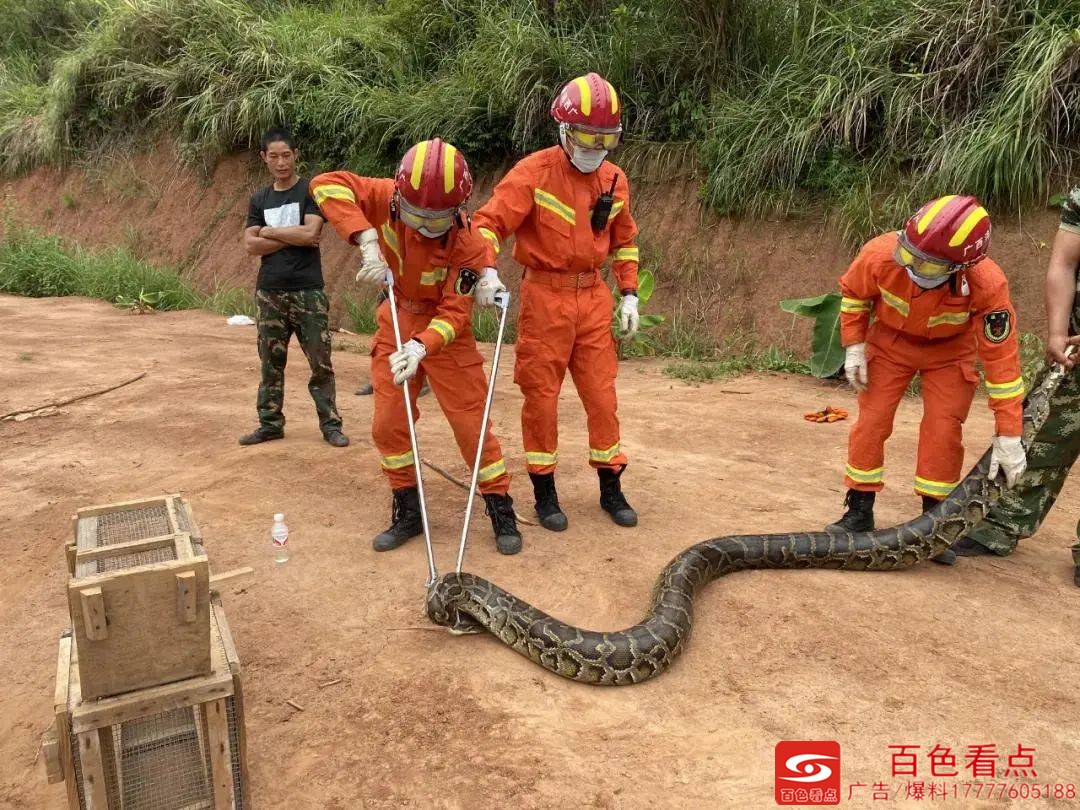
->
[46,597,249,810]
[67,496,211,699]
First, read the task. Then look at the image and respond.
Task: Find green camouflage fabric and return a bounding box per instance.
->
[964,186,1080,566]
[255,289,342,435]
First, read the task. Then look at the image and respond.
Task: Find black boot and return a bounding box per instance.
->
[483,493,522,555]
[598,467,637,527]
[826,489,875,532]
[238,427,283,446]
[923,495,956,565]
[1074,567,1080,588]
[372,488,424,552]
[529,472,568,532]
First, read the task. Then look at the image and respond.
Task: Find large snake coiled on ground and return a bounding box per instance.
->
[425,357,1074,685]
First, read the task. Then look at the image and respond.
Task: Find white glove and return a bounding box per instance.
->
[618,294,639,338]
[844,342,868,393]
[989,435,1027,488]
[355,228,390,285]
[389,340,427,386]
[474,267,506,307]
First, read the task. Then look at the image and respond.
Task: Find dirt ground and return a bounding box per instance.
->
[2,294,1079,809]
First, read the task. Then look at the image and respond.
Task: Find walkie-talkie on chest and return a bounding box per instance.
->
[590,174,619,232]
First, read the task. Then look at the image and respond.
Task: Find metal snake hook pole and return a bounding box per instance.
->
[456,289,511,574]
[382,270,438,585]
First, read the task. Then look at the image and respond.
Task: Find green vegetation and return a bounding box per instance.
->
[0,0,1074,240]
[664,348,809,383]
[0,221,252,315]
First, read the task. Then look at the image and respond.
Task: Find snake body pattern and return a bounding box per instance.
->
[425,359,1074,685]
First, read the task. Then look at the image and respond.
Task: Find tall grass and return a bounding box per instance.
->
[0,0,1076,240]
[0,220,251,314]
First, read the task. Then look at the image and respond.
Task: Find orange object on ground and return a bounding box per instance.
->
[838,232,1023,498]
[474,146,640,474]
[311,170,509,494]
[804,406,848,423]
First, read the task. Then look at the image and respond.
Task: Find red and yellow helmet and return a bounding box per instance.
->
[550,73,622,149]
[899,195,991,270]
[394,138,473,212]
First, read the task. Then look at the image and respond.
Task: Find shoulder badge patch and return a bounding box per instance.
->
[455,268,479,296]
[984,310,1012,343]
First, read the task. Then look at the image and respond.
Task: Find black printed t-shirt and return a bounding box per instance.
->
[247,177,324,291]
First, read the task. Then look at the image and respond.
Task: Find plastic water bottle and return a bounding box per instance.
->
[271,513,290,563]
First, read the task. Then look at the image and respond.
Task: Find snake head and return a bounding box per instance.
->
[425,573,484,635]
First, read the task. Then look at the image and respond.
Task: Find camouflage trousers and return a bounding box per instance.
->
[255,289,342,435]
[965,365,1080,567]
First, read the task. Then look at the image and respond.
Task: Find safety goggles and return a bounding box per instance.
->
[566,125,622,151]
[895,241,956,280]
[397,196,456,236]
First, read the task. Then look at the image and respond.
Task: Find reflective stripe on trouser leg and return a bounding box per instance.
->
[515,276,575,475]
[913,361,977,497]
[422,335,510,496]
[568,283,627,470]
[843,344,916,492]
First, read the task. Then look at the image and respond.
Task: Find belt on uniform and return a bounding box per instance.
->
[394,295,437,315]
[523,268,598,289]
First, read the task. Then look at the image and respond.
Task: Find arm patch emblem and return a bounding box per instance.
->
[984,310,1012,343]
[455,268,479,295]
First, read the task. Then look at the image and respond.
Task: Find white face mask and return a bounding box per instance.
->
[417,223,451,238]
[559,127,607,173]
[906,267,951,289]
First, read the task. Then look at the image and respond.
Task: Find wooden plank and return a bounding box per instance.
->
[41,726,63,784]
[209,568,255,594]
[165,495,183,535]
[99,724,122,808]
[69,557,211,699]
[80,588,108,641]
[54,635,72,714]
[77,730,109,810]
[205,698,234,810]
[177,571,198,623]
[73,608,231,734]
[174,532,194,561]
[75,515,98,553]
[75,533,176,563]
[72,670,233,734]
[76,496,170,520]
[178,498,205,547]
[65,542,77,577]
[211,597,241,676]
[210,598,248,802]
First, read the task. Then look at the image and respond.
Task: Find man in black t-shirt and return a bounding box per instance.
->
[239,127,348,447]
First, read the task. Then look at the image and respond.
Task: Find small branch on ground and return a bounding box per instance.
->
[421,457,539,526]
[1,372,148,421]
[285,699,305,712]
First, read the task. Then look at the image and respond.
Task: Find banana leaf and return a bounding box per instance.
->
[780,292,844,378]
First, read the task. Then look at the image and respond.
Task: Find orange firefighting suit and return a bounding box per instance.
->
[310,171,509,494]
[473,146,640,475]
[840,232,1024,498]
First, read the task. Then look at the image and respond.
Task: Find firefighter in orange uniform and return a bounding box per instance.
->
[828,195,1028,564]
[310,139,523,555]
[472,73,640,532]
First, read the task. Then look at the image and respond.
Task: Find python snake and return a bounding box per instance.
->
[425,357,1074,685]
